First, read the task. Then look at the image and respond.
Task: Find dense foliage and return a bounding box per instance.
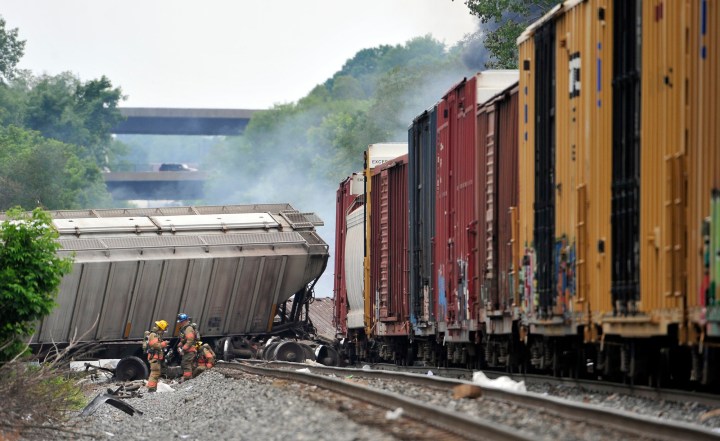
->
[0,208,73,361]
[0,17,25,84]
[0,17,124,211]
[464,0,561,68]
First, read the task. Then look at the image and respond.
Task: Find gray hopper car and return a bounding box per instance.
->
[27,204,328,377]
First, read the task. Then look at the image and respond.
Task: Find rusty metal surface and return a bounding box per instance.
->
[308,297,336,343]
[369,154,410,337]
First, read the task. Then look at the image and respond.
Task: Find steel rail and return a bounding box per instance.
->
[224,362,534,441]
[243,361,720,441]
[368,363,720,407]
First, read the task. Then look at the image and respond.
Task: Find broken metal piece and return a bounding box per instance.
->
[80,392,144,417]
[84,362,116,375]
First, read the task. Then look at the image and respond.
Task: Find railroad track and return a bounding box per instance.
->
[222,361,531,441]
[223,360,720,441]
[367,363,720,408]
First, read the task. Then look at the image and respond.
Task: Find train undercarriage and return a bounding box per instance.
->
[334,323,720,391]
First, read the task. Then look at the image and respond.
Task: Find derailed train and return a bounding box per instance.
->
[19,204,329,379]
[333,0,720,387]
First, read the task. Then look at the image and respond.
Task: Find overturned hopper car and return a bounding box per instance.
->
[29,204,328,378]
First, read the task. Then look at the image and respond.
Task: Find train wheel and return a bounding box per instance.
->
[115,356,149,381]
[315,345,339,366]
[273,342,306,363]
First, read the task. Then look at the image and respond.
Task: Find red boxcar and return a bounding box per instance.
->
[435,71,518,344]
[476,83,519,348]
[368,154,410,337]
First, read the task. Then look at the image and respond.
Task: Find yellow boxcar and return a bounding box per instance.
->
[518,0,719,382]
[517,0,614,340]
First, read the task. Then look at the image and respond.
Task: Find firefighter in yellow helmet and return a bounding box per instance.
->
[192,341,216,378]
[145,320,169,392]
[176,313,197,382]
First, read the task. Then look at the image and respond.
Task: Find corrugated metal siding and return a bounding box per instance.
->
[518,38,537,316]
[408,107,437,335]
[436,97,451,324]
[552,0,614,325]
[370,155,410,337]
[533,22,557,319]
[436,77,477,337]
[333,178,353,336]
[639,0,691,313]
[363,143,408,335]
[496,86,520,312]
[476,98,495,310]
[309,297,336,343]
[285,297,336,343]
[603,0,643,315]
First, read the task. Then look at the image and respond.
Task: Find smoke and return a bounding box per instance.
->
[163,34,505,298]
[201,114,340,298]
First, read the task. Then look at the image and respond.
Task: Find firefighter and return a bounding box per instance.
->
[176,313,197,382]
[145,320,169,392]
[192,341,216,378]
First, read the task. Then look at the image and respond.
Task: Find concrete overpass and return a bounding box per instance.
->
[104,171,207,200]
[113,107,260,135]
[107,107,260,199]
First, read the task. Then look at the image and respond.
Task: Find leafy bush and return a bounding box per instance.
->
[0,207,73,361]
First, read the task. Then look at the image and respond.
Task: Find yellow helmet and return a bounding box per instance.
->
[155,320,169,331]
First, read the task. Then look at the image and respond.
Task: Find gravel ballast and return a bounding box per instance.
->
[69,369,400,441]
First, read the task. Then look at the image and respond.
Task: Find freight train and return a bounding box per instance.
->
[2,204,329,380]
[333,0,720,388]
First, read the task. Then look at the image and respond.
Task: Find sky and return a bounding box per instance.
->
[2,1,481,299]
[2,0,479,110]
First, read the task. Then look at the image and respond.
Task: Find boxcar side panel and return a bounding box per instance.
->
[496,86,520,312]
[70,263,111,341]
[95,261,137,340]
[476,101,494,310]
[201,257,242,335]
[518,38,537,317]
[36,269,81,342]
[639,0,690,315]
[334,178,353,336]
[408,108,438,335]
[370,155,410,337]
[227,257,262,333]
[436,97,451,325]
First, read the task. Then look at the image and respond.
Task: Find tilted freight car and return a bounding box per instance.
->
[29,204,328,379]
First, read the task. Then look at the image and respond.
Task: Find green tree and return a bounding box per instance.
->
[23,73,125,165]
[464,0,561,68]
[0,125,112,210]
[0,16,26,84]
[0,207,73,360]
